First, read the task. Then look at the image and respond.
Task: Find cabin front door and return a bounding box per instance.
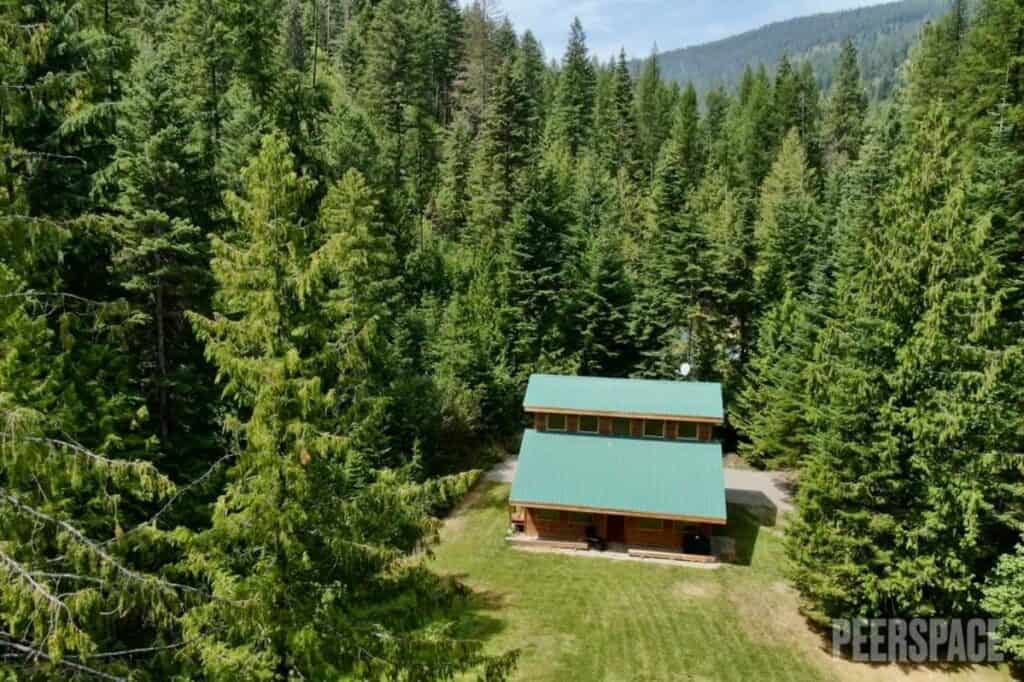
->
[606,515,625,543]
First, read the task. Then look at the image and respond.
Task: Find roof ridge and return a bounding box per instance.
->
[529,373,723,388]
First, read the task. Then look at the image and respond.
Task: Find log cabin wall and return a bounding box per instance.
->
[623,517,683,549]
[525,508,605,540]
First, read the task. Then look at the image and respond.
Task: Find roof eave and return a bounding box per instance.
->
[507,499,728,525]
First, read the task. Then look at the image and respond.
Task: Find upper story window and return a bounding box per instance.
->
[678,422,699,440]
[612,418,631,436]
[546,414,567,431]
[643,419,665,438]
[579,415,599,433]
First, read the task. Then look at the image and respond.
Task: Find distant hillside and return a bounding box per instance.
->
[633,0,951,100]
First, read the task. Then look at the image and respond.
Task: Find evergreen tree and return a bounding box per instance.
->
[788,102,1024,621]
[631,104,711,377]
[546,18,595,156]
[176,0,232,154]
[591,52,639,175]
[984,544,1024,659]
[434,113,475,236]
[903,0,969,123]
[570,224,633,376]
[635,49,670,177]
[0,286,188,677]
[412,0,463,122]
[185,134,513,679]
[824,38,868,165]
[695,163,755,388]
[103,40,218,465]
[503,154,572,376]
[517,30,549,139]
[732,65,779,191]
[732,292,816,468]
[752,129,822,311]
[453,0,499,132]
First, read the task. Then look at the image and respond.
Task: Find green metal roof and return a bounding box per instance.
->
[509,430,727,522]
[523,374,724,421]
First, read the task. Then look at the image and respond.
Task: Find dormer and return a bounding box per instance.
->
[523,374,724,442]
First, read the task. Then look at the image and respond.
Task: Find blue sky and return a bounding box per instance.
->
[491,0,886,61]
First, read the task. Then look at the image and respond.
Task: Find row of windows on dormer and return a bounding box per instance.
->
[533,412,713,441]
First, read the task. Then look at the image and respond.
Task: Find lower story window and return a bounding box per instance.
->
[579,415,599,433]
[568,512,593,524]
[638,518,665,530]
[535,509,561,521]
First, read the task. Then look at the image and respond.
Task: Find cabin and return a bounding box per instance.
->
[509,374,727,556]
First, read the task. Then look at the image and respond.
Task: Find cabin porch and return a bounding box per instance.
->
[509,505,720,558]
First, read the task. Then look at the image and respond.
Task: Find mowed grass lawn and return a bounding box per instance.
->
[432,482,1012,682]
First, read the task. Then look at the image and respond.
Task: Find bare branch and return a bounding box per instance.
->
[0,290,104,306]
[24,437,124,467]
[0,637,127,682]
[146,453,236,528]
[28,572,109,587]
[0,547,69,615]
[107,452,237,545]
[84,638,190,659]
[4,150,87,166]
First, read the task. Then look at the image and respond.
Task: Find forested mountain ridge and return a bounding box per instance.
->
[1,0,1023,678]
[632,0,950,98]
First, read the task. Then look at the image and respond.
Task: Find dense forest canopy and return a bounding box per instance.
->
[0,0,1023,679]
[636,0,949,99]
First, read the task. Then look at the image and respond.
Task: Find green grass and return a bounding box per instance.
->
[432,482,827,682]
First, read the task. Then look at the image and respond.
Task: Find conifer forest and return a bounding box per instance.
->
[1,0,1023,679]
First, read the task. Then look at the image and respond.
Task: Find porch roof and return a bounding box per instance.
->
[510,430,727,523]
[523,374,724,422]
